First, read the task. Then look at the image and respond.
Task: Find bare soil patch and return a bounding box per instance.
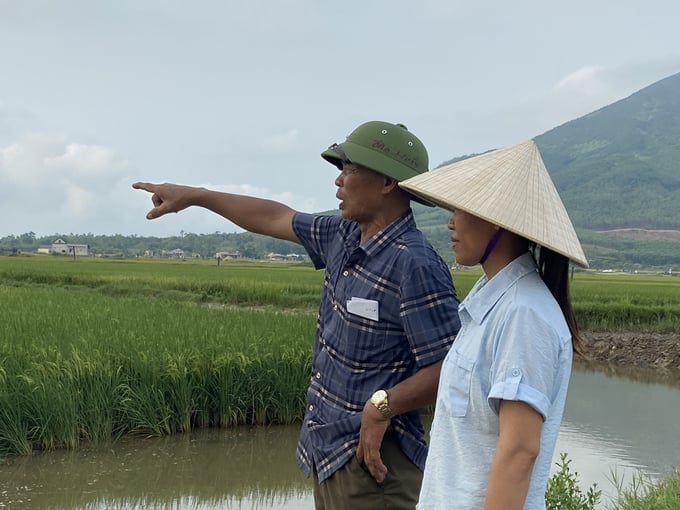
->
[583,331,680,372]
[598,228,680,242]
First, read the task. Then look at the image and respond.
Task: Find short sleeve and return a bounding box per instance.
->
[292,212,343,270]
[487,305,567,420]
[400,263,460,368]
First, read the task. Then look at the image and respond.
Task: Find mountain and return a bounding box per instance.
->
[414,71,680,269]
[535,71,680,231]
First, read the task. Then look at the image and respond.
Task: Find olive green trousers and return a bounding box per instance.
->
[312,433,423,510]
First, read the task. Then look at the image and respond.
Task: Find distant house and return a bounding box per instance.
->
[216,251,243,260]
[161,248,185,258]
[267,252,306,262]
[42,238,89,256]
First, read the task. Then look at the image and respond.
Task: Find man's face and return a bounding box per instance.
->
[334,162,386,222]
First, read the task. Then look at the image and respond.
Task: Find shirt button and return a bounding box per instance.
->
[316,372,321,379]
[308,405,314,411]
[333,304,338,311]
[343,270,349,276]
[512,368,521,377]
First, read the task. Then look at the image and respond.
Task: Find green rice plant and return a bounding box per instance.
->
[574,302,680,332]
[116,350,179,437]
[160,351,203,433]
[0,268,316,455]
[0,366,32,456]
[0,400,32,456]
[2,255,679,460]
[206,352,252,427]
[0,256,324,310]
[73,353,127,442]
[203,354,258,427]
[14,358,81,451]
[571,273,680,332]
[3,256,679,332]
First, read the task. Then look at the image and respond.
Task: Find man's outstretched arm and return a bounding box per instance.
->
[132,182,300,243]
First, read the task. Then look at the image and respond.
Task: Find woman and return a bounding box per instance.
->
[399,140,588,510]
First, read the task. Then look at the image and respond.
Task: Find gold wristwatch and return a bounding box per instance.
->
[370,389,393,419]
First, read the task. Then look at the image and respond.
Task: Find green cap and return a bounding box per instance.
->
[321,121,431,205]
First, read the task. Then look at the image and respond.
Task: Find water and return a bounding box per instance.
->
[1,363,679,509]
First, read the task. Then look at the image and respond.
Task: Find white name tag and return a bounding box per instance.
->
[346,297,379,321]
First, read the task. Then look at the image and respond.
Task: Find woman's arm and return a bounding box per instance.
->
[484,399,543,510]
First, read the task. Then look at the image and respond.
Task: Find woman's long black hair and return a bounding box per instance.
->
[532,244,587,358]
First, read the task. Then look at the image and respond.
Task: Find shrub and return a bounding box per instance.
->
[546,452,602,510]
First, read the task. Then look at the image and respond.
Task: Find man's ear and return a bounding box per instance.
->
[382,176,398,194]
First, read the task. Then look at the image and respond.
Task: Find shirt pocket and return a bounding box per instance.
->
[440,351,475,417]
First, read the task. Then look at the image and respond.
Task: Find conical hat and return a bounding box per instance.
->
[399,140,588,268]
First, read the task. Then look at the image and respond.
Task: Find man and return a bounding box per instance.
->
[133,120,460,510]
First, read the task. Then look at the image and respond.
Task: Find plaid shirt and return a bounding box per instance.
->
[292,210,460,482]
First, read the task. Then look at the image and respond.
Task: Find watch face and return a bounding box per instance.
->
[372,389,387,404]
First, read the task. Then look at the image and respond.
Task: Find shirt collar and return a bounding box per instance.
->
[361,209,416,257]
[343,209,416,258]
[461,252,538,324]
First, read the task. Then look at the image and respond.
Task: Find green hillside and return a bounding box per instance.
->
[413,71,680,270]
[410,200,679,270]
[535,71,680,230]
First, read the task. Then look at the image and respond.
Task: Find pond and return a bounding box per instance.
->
[1,362,678,509]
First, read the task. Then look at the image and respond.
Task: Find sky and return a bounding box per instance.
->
[1,0,679,239]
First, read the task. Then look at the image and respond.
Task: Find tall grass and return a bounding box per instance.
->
[607,468,680,509]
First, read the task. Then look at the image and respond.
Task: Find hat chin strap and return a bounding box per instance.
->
[478,228,504,265]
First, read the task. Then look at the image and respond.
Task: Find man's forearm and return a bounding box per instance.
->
[385,360,443,416]
[192,188,299,242]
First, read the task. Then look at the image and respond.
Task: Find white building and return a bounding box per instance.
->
[45,238,89,256]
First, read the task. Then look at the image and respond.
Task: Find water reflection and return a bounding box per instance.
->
[557,361,680,502]
[576,359,680,389]
[0,427,313,509]
[1,363,679,509]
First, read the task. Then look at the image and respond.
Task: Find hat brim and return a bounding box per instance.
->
[321,143,434,207]
[399,140,589,268]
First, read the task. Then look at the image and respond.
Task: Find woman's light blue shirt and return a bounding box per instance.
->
[418,252,573,509]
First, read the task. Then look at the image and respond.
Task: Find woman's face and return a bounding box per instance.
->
[447,209,498,266]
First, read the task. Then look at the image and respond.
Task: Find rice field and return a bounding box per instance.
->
[1,255,679,457]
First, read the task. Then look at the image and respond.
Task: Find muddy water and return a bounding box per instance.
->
[0,426,311,509]
[1,364,679,509]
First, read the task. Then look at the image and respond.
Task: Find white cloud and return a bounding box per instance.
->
[540,58,680,131]
[554,66,608,98]
[0,133,135,236]
[45,143,122,178]
[530,65,616,133]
